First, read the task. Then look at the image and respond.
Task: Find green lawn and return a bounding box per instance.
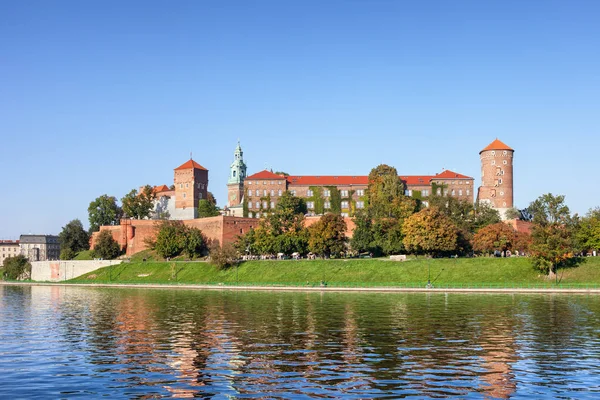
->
[67,256,600,288]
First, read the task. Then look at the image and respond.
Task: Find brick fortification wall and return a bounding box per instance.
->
[92,216,356,256]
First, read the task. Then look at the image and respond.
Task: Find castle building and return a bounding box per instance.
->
[19,235,60,261]
[0,240,20,265]
[477,139,514,220]
[226,141,247,217]
[150,158,209,220]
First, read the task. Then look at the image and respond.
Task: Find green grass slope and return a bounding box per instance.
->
[68,256,600,288]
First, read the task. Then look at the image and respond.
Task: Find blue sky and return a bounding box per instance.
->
[1,1,599,237]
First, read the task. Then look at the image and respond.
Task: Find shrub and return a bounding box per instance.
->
[93,230,121,259]
[3,255,31,280]
[210,242,239,269]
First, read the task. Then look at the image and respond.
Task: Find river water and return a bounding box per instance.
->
[1,285,599,398]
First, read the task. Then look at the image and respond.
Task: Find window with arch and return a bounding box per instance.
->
[491,151,496,156]
[503,150,508,156]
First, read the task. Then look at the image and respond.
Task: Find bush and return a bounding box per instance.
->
[60,248,77,260]
[93,230,121,259]
[210,242,239,269]
[2,255,31,280]
[154,221,207,259]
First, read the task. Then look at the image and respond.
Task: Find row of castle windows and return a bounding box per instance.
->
[249,189,283,197]
[247,181,283,185]
[306,189,365,197]
[179,183,206,190]
[306,201,365,210]
[434,181,470,185]
[491,160,508,166]
[436,188,470,196]
[490,150,509,156]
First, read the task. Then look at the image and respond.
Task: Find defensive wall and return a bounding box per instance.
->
[92,215,357,257]
[31,260,123,282]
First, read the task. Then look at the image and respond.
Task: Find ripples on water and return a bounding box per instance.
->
[1,286,600,398]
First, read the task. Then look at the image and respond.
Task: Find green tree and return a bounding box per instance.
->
[402,207,458,256]
[154,221,187,259]
[372,218,405,255]
[93,230,121,259]
[528,193,579,277]
[207,192,217,207]
[60,248,77,260]
[575,207,600,253]
[350,211,375,254]
[122,185,156,219]
[2,255,31,280]
[367,164,405,219]
[308,213,347,257]
[59,219,90,258]
[198,199,220,218]
[184,227,208,259]
[88,194,122,233]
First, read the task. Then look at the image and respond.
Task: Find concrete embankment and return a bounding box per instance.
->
[30,260,123,282]
[2,281,600,294]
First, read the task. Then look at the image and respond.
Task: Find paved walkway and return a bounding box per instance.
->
[2,281,600,294]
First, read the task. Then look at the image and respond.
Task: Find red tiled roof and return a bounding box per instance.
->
[153,185,170,193]
[400,175,435,185]
[287,175,369,186]
[432,170,473,180]
[174,159,207,171]
[480,139,513,154]
[247,170,286,180]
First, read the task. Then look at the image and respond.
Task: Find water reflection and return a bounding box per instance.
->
[1,286,600,398]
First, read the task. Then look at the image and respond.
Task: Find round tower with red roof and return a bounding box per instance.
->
[477,139,514,220]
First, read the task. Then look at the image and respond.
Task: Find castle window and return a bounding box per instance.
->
[263,201,267,208]
[356,189,364,196]
[443,189,448,196]
[503,160,507,165]
[423,201,429,207]
[199,193,203,199]
[324,201,331,209]
[263,190,267,196]
[307,201,314,209]
[183,193,186,198]
[491,151,496,156]
[278,190,282,196]
[459,190,463,196]
[466,189,470,196]
[290,190,296,196]
[466,181,470,185]
[256,190,260,196]
[233,171,236,177]
[341,212,349,217]
[357,201,365,209]
[451,189,455,195]
[248,189,252,196]
[503,151,508,156]
[405,190,411,196]
[180,184,183,189]
[248,181,252,185]
[422,189,429,196]
[270,201,274,208]
[341,190,349,197]
[307,189,313,197]
[491,160,496,165]
[498,178,503,184]
[341,201,349,209]
[500,191,504,196]
[255,202,260,209]
[271,190,275,196]
[323,189,330,197]
[437,188,442,195]
[263,181,266,185]
[186,183,189,188]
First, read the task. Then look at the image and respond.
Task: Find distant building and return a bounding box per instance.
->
[0,240,20,265]
[148,158,210,220]
[477,139,514,220]
[19,235,60,261]
[226,141,248,217]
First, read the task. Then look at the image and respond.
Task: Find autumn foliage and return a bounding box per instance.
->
[402,207,458,256]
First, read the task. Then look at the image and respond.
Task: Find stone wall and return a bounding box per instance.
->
[31,260,122,282]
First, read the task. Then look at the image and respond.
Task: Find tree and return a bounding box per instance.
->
[528,193,579,277]
[576,207,600,253]
[308,213,347,257]
[59,219,90,258]
[428,196,500,234]
[88,194,122,233]
[93,230,121,259]
[198,199,220,218]
[472,223,516,254]
[184,227,208,259]
[504,207,522,220]
[372,218,405,255]
[121,185,156,219]
[367,164,405,219]
[207,192,217,207]
[154,221,187,259]
[210,242,239,269]
[2,255,31,280]
[402,207,458,256]
[350,211,375,254]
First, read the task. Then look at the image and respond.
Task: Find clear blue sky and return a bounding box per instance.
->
[1,1,599,237]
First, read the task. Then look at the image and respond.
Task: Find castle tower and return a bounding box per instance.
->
[477,139,514,220]
[227,141,247,207]
[173,158,209,219]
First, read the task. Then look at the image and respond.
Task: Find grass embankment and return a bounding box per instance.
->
[68,256,600,288]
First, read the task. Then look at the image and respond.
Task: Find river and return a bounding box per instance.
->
[1,285,599,398]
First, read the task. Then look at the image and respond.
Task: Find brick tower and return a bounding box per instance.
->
[227,141,247,207]
[173,158,209,219]
[477,139,514,220]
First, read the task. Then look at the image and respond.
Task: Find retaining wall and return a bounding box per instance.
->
[31,260,123,282]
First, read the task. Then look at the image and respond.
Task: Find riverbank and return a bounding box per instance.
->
[61,256,600,288]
